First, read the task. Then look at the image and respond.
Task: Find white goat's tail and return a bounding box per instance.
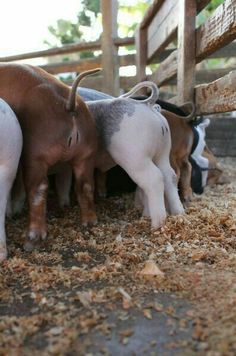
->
[119,81,159,106]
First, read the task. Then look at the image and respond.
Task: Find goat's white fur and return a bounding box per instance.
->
[0,99,22,261]
[58,82,184,227]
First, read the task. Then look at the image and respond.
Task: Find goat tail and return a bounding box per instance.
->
[179,101,196,122]
[119,81,159,106]
[66,68,101,112]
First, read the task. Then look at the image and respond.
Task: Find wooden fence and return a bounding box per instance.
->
[136,0,236,115]
[0,0,235,108]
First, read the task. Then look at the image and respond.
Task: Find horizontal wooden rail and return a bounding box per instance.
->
[195,70,236,114]
[141,0,215,61]
[147,0,178,59]
[0,37,135,63]
[40,54,135,75]
[140,0,209,30]
[149,50,178,86]
[196,0,236,61]
[149,66,236,85]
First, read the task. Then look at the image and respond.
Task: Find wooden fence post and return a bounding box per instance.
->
[177,0,197,104]
[101,0,119,96]
[135,26,147,83]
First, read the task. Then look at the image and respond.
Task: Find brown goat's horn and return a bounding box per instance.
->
[66,68,101,112]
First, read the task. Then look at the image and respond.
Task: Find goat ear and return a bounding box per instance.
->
[199,118,210,129]
[66,68,101,112]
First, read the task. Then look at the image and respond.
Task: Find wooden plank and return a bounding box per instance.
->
[195,70,236,114]
[0,37,134,63]
[135,27,147,83]
[140,0,165,29]
[40,54,135,75]
[196,0,236,61]
[147,0,178,60]
[177,0,197,103]
[149,41,236,65]
[0,41,101,62]
[101,0,119,95]
[114,37,135,47]
[140,0,209,30]
[154,67,236,85]
[149,50,177,86]
[207,40,236,59]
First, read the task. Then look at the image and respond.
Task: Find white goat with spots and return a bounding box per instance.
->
[0,99,22,262]
[59,82,184,228]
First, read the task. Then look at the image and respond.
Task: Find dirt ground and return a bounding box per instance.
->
[1,158,236,355]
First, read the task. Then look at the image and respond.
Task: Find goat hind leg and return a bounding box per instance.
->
[157,160,184,216]
[123,161,166,228]
[55,166,72,207]
[23,164,48,252]
[0,168,13,261]
[73,159,97,227]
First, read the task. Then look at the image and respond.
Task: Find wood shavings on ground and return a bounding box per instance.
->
[0,158,236,355]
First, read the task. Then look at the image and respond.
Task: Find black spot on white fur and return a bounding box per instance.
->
[87,99,135,146]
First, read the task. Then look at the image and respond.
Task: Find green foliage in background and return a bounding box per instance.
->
[45,0,151,51]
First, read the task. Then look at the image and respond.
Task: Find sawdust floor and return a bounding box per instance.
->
[1,158,236,356]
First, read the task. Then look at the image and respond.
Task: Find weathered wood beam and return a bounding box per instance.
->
[155,67,236,85]
[148,50,177,86]
[177,0,197,103]
[0,37,134,63]
[148,41,236,65]
[195,70,236,114]
[40,54,135,75]
[140,0,210,30]
[196,0,236,61]
[135,27,147,83]
[207,41,236,59]
[147,0,178,60]
[140,0,165,29]
[0,41,101,62]
[101,0,119,95]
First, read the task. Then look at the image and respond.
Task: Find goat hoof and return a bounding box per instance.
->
[24,230,47,251]
[24,241,35,252]
[82,219,98,229]
[182,196,192,208]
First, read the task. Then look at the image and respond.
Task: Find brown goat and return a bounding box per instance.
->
[0,63,99,251]
[161,109,194,204]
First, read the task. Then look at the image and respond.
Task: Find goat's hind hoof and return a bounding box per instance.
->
[182,197,192,208]
[24,240,36,252]
[24,231,47,252]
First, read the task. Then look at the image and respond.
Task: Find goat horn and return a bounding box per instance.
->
[66,68,101,112]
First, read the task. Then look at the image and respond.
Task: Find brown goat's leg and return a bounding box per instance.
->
[73,159,97,227]
[95,169,107,199]
[23,164,48,251]
[179,158,193,206]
